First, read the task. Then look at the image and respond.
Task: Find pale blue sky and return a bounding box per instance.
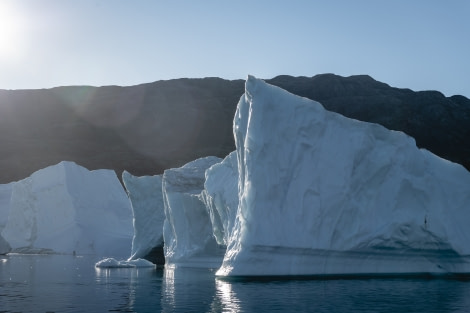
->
[0,0,469,97]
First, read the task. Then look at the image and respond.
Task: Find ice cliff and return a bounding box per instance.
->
[216,76,470,277]
[200,151,239,246]
[1,161,133,256]
[122,171,165,263]
[162,156,226,268]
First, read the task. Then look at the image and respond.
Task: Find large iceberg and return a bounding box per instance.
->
[162,156,226,268]
[122,171,165,264]
[216,76,470,277]
[1,161,133,256]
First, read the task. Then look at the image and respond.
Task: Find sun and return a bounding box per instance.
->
[0,2,27,60]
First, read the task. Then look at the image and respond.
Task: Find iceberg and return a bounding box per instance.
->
[200,151,238,246]
[216,76,470,277]
[162,156,226,268]
[1,161,133,256]
[122,171,165,264]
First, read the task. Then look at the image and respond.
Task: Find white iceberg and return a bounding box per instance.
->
[200,151,238,246]
[162,156,226,268]
[216,76,470,277]
[1,161,133,256]
[122,171,165,262]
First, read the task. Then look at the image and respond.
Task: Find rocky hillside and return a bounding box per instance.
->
[0,74,468,183]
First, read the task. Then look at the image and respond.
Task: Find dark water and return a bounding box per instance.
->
[1,254,469,313]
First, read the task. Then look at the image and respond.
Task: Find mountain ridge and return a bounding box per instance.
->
[0,74,468,183]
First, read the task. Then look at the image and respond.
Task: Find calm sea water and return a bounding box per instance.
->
[1,254,469,313]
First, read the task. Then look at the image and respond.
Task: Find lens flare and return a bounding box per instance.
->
[0,2,28,61]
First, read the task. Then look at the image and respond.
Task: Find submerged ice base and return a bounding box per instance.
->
[216,76,470,277]
[216,247,470,277]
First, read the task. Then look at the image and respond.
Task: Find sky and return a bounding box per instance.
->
[0,0,469,97]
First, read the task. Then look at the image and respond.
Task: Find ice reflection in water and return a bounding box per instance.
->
[161,266,219,313]
[162,265,176,309]
[95,265,162,312]
[214,279,241,313]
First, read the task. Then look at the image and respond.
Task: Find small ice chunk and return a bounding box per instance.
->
[95,257,155,268]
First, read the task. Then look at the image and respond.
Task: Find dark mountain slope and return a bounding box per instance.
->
[0,74,468,183]
[0,78,244,183]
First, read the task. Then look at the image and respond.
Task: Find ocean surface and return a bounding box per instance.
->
[1,254,469,313]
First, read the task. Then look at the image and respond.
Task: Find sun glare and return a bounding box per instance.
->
[0,3,27,61]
